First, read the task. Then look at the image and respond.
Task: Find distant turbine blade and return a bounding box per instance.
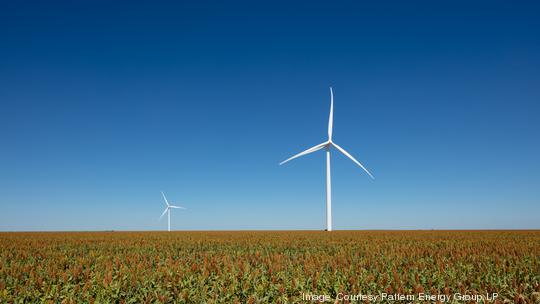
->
[161,191,169,206]
[332,142,374,179]
[159,207,168,219]
[169,205,185,209]
[280,142,328,165]
[328,87,334,140]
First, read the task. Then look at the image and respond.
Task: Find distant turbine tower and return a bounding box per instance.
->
[159,191,185,232]
[280,87,374,231]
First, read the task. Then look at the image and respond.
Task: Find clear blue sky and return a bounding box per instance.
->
[1,1,539,231]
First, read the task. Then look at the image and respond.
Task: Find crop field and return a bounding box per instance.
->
[0,231,539,303]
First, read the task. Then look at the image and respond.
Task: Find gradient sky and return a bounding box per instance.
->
[1,1,539,231]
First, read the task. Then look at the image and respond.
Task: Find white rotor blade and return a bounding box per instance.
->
[161,191,169,206]
[279,142,328,165]
[169,205,185,209]
[332,142,374,179]
[328,87,334,140]
[159,207,168,219]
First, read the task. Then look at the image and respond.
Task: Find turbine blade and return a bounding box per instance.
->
[161,191,169,206]
[332,142,374,179]
[279,142,328,165]
[328,87,334,140]
[159,208,168,220]
[169,205,185,209]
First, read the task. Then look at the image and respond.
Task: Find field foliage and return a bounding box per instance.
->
[0,231,539,303]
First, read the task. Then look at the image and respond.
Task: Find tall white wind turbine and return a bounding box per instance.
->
[280,87,374,231]
[159,191,186,232]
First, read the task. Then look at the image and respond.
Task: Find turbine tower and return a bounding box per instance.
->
[280,87,374,231]
[160,191,185,232]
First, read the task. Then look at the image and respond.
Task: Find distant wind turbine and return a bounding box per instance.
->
[280,87,374,231]
[160,191,186,232]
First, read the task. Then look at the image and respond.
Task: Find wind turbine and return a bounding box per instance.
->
[159,191,185,232]
[280,87,374,231]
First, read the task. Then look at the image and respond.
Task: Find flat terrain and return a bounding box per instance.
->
[0,231,539,303]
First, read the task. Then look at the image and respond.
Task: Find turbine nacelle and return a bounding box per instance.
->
[280,141,374,179]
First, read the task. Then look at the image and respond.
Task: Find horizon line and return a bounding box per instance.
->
[1,229,539,233]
